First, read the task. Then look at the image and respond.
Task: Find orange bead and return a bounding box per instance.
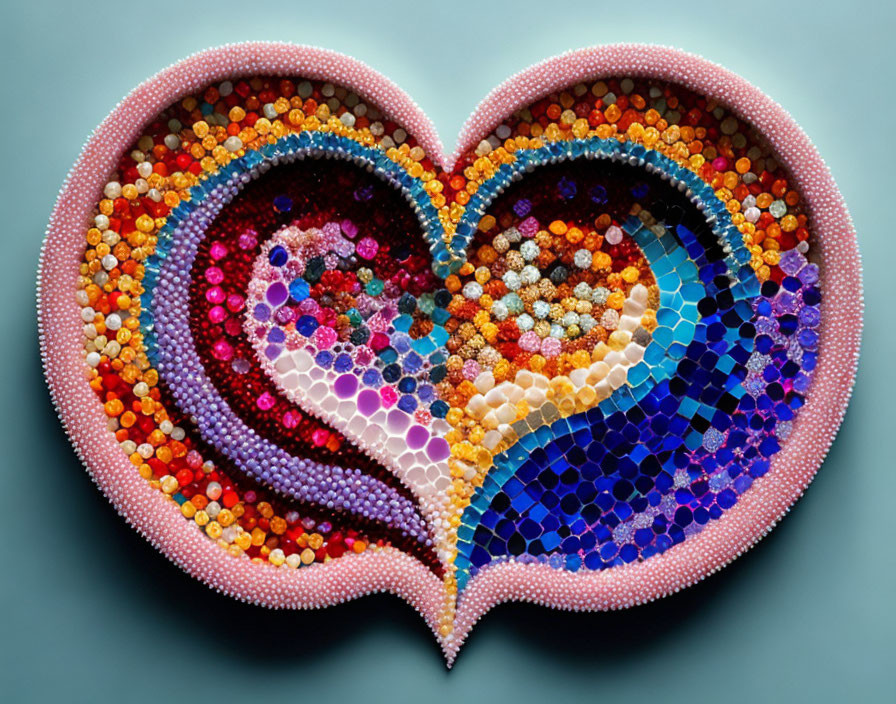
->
[549,220,568,235]
[104,399,124,417]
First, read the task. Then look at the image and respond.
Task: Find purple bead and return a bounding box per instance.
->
[778,249,805,276]
[799,305,820,327]
[426,437,450,462]
[798,328,818,350]
[406,425,429,450]
[798,263,819,285]
[274,306,295,325]
[356,389,380,416]
[334,373,358,399]
[513,198,532,217]
[253,303,270,322]
[266,281,288,307]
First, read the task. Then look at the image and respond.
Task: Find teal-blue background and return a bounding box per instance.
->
[2,1,893,701]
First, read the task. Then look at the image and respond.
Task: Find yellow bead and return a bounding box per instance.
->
[308,533,324,550]
[135,215,155,233]
[606,291,625,310]
[235,532,252,551]
[608,330,632,351]
[621,266,640,284]
[780,215,798,232]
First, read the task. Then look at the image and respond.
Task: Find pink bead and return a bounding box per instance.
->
[313,325,337,349]
[519,216,539,237]
[211,338,233,361]
[238,229,258,249]
[540,336,562,357]
[205,286,225,304]
[226,294,245,312]
[209,242,228,260]
[204,266,224,284]
[462,359,481,380]
[518,330,542,352]
[355,236,379,259]
[208,305,227,324]
[256,392,276,411]
[380,386,398,408]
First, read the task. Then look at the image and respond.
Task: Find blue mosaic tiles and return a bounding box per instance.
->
[455,161,818,589]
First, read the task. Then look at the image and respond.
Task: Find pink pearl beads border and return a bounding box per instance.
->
[38,42,862,666]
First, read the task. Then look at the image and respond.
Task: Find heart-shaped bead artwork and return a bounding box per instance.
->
[39,43,862,665]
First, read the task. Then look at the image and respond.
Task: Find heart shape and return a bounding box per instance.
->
[39,43,862,665]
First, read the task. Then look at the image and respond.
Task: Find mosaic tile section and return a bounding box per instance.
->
[455,206,820,585]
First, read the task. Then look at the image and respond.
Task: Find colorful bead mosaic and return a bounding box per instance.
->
[39,44,861,664]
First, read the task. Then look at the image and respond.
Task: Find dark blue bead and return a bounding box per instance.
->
[295,315,318,336]
[397,376,417,393]
[268,245,288,267]
[717,489,737,509]
[674,506,693,527]
[272,194,293,213]
[589,184,608,204]
[619,544,639,563]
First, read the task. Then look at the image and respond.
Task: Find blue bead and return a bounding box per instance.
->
[268,245,288,267]
[288,278,310,301]
[273,194,293,213]
[333,354,353,373]
[295,315,318,336]
[397,395,417,413]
